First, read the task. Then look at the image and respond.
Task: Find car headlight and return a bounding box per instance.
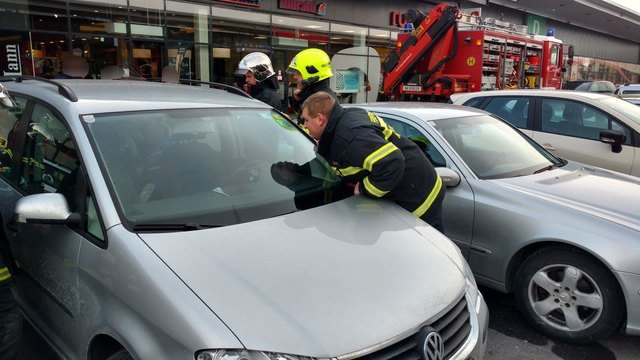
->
[461,259,482,314]
[197,349,317,360]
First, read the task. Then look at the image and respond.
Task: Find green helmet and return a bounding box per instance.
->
[286,48,333,85]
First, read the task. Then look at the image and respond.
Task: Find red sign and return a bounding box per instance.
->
[217,0,261,7]
[390,11,407,28]
[272,27,329,42]
[279,0,327,16]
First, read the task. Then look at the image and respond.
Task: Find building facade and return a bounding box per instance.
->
[1,0,639,106]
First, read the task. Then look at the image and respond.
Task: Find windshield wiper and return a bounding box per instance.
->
[132,223,221,232]
[533,163,560,174]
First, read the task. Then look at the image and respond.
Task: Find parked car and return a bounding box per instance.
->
[350,102,640,344]
[614,83,640,106]
[562,80,616,94]
[614,83,640,95]
[450,90,640,176]
[0,77,488,360]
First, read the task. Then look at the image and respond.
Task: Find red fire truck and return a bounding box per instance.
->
[382,4,566,101]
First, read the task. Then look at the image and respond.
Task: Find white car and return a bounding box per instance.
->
[451,90,640,176]
[615,84,640,106]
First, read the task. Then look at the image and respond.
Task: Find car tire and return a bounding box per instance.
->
[514,246,624,344]
[106,349,134,360]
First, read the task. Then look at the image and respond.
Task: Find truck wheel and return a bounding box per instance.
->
[106,349,134,360]
[514,246,624,344]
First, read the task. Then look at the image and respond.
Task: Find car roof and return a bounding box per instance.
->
[450,89,613,102]
[346,102,487,121]
[3,79,269,114]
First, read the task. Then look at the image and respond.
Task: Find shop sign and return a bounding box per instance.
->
[216,0,261,8]
[279,0,327,16]
[390,11,407,28]
[2,44,22,76]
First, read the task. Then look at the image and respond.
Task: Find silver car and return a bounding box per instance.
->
[352,102,640,344]
[0,79,487,360]
[450,90,640,176]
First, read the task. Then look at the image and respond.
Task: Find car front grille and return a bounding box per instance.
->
[355,296,471,360]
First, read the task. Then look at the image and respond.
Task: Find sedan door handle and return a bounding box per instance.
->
[542,143,556,151]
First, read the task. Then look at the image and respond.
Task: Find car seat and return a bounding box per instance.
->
[558,105,583,136]
[154,139,222,199]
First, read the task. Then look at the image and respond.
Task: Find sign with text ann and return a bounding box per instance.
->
[279,0,326,16]
[2,43,22,76]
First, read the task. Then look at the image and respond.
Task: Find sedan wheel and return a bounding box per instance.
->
[515,246,624,344]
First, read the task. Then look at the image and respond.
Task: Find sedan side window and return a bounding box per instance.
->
[380,117,447,168]
[541,99,631,143]
[483,97,529,128]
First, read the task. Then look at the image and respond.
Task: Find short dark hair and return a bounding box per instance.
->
[301,91,335,119]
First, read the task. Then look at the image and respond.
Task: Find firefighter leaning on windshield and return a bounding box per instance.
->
[298,91,445,232]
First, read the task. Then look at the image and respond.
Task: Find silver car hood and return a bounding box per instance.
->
[496,162,640,230]
[139,197,465,357]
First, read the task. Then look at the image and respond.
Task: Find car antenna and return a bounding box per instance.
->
[0,75,78,102]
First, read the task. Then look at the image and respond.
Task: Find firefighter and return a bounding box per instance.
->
[300,91,445,231]
[0,223,21,360]
[235,52,283,111]
[286,48,338,121]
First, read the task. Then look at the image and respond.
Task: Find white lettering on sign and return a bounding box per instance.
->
[4,44,22,75]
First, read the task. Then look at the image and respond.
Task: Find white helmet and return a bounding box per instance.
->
[235,52,275,82]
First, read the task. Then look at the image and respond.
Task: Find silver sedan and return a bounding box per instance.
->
[352,102,640,345]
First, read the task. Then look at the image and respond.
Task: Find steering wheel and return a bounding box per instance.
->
[226,160,262,186]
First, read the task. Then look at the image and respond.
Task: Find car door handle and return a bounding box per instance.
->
[542,143,556,151]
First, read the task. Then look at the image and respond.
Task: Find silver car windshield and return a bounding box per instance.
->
[87,108,348,229]
[432,115,560,179]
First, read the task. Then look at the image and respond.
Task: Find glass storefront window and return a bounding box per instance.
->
[129,40,162,80]
[565,56,640,86]
[166,1,209,42]
[31,32,69,78]
[330,23,367,52]
[71,35,128,79]
[69,0,128,35]
[211,6,271,85]
[26,0,68,32]
[271,15,329,49]
[129,0,164,39]
[0,0,30,31]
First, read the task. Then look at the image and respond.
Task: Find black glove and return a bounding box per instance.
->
[270,161,309,187]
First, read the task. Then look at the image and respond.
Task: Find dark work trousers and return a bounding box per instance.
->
[0,293,22,360]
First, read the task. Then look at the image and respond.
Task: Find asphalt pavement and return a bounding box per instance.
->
[16,287,640,360]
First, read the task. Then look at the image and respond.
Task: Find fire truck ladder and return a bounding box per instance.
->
[382,4,460,96]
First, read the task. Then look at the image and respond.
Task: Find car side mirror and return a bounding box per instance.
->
[14,193,81,226]
[0,83,17,109]
[435,167,461,187]
[599,129,625,154]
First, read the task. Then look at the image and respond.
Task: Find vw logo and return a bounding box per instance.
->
[422,331,444,360]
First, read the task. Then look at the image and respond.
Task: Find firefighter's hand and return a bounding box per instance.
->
[354,182,361,196]
[271,161,303,186]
